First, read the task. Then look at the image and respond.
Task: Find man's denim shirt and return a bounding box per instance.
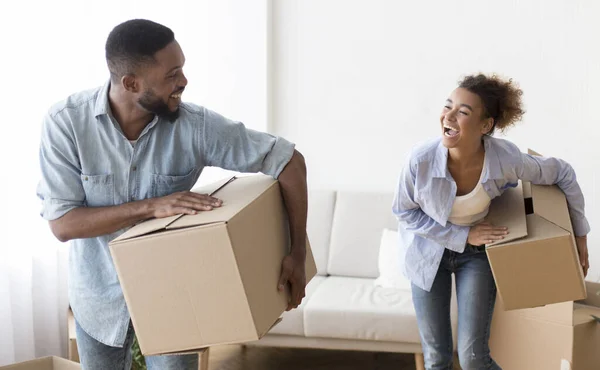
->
[37,81,295,346]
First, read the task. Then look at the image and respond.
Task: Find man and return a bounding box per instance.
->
[37,19,308,369]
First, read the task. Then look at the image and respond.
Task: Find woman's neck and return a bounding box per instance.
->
[448,140,485,169]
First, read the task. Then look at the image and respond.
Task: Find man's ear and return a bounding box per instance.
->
[121,74,139,93]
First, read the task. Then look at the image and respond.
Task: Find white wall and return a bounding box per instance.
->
[271,0,600,281]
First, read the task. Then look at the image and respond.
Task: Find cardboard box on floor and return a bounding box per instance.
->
[109,174,318,356]
[484,150,586,310]
[490,281,600,370]
[67,308,79,363]
[0,357,80,370]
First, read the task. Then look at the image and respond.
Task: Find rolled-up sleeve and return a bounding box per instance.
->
[36,112,84,220]
[516,152,590,236]
[200,108,295,178]
[393,155,469,252]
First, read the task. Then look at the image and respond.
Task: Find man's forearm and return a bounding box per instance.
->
[278,150,308,258]
[49,200,153,242]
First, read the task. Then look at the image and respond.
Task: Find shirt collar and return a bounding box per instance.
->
[431,140,449,179]
[482,135,504,181]
[431,135,504,181]
[94,80,112,119]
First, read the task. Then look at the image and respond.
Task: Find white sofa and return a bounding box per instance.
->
[247,190,459,369]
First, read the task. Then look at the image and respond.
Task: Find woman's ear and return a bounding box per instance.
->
[482,117,494,134]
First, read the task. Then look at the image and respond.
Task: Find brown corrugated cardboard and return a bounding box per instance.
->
[490,281,600,370]
[67,308,79,363]
[0,357,80,370]
[484,150,585,310]
[109,174,317,356]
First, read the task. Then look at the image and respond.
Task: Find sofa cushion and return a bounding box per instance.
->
[269,276,327,336]
[307,190,336,276]
[374,228,411,291]
[327,192,397,278]
[303,276,422,343]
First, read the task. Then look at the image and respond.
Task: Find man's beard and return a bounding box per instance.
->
[138,89,180,123]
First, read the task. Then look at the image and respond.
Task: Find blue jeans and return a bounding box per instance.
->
[411,245,501,370]
[75,319,198,370]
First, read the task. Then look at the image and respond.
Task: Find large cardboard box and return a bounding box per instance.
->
[109,174,318,356]
[490,281,600,370]
[484,177,586,310]
[0,357,80,370]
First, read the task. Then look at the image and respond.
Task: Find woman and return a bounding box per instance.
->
[392,74,590,370]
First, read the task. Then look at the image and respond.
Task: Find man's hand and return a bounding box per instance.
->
[575,235,589,277]
[48,191,223,243]
[276,150,308,311]
[468,222,509,246]
[278,251,306,311]
[148,192,222,218]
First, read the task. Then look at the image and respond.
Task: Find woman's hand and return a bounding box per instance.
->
[575,235,589,277]
[468,222,509,246]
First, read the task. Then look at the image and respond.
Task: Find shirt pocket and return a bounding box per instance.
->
[150,168,200,198]
[81,174,115,207]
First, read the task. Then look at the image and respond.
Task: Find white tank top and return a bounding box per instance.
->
[448,162,491,226]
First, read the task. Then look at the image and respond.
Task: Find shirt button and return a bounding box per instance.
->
[131,196,136,201]
[132,166,137,171]
[84,176,88,181]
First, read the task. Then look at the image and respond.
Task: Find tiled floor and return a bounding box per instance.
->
[208,345,462,370]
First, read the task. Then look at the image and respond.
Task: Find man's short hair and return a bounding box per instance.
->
[105,19,175,82]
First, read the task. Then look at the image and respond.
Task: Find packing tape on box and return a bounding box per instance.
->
[560,359,572,370]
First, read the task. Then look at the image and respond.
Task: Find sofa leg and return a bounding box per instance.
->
[198,347,210,370]
[414,353,425,370]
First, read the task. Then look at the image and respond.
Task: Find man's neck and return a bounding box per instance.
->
[108,84,154,140]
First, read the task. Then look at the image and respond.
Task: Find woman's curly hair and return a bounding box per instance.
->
[458,74,525,134]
